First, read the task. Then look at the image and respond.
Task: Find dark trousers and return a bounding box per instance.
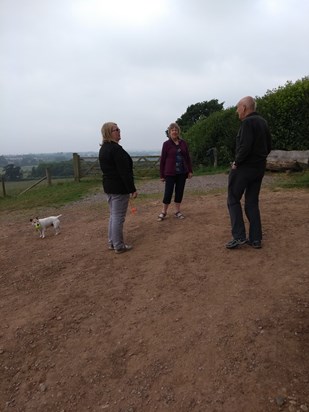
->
[163,174,187,204]
[227,165,265,242]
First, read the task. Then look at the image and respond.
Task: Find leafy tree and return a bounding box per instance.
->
[51,160,74,177]
[176,99,224,133]
[31,163,48,178]
[185,107,239,166]
[256,76,309,150]
[31,161,74,178]
[3,164,23,181]
[20,156,39,166]
[0,156,8,167]
[182,77,309,167]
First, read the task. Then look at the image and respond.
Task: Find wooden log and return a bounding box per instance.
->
[266,150,309,171]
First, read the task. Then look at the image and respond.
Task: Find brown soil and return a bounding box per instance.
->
[1,175,308,412]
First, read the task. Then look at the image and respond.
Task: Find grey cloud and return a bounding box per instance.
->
[1,0,308,154]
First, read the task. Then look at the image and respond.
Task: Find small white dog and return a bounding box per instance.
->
[30,215,62,238]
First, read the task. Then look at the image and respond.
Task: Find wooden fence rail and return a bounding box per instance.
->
[1,168,52,198]
[73,153,160,182]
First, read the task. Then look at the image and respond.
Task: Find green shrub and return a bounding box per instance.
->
[185,107,239,166]
[257,77,309,150]
[184,77,309,167]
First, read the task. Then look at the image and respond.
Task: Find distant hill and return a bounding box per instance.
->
[0,153,73,167]
[0,150,161,167]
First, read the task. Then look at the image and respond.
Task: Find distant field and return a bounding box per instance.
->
[0,178,103,212]
[1,179,38,197]
[1,178,74,197]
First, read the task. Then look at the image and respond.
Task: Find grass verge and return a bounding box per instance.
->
[1,170,307,214]
[269,170,309,190]
[0,178,102,212]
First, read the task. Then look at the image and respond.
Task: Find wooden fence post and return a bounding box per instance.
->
[1,176,6,197]
[213,147,218,168]
[73,153,81,182]
[46,167,52,186]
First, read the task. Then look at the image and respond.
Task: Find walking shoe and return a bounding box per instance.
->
[247,240,262,249]
[225,238,247,249]
[108,244,114,250]
[114,244,133,254]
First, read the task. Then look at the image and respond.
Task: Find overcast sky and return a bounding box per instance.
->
[1,0,308,155]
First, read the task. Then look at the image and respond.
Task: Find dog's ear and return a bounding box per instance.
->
[30,219,33,222]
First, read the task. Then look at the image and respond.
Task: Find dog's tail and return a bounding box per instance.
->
[56,214,62,219]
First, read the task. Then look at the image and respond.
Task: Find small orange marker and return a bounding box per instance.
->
[130,199,137,215]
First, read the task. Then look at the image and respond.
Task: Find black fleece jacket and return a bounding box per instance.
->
[235,112,272,167]
[99,141,136,194]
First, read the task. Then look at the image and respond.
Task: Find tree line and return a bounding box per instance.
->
[1,161,74,181]
[0,153,74,181]
[179,76,308,166]
[2,77,308,180]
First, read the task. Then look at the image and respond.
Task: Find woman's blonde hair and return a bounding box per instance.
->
[101,122,117,144]
[167,122,181,138]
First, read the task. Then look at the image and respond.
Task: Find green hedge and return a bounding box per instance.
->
[185,77,309,166]
[257,77,309,150]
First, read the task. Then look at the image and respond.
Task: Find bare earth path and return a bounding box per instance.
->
[0,174,308,411]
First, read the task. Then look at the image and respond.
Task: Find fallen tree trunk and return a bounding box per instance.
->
[266,150,309,171]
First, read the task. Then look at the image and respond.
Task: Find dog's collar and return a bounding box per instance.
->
[35,223,41,230]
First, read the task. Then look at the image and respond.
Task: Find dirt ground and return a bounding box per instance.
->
[0,174,308,412]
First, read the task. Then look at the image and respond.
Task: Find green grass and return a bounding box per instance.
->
[193,165,228,176]
[1,170,307,213]
[270,170,309,189]
[0,178,102,212]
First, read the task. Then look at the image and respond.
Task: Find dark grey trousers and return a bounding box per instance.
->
[227,165,265,242]
[106,193,130,250]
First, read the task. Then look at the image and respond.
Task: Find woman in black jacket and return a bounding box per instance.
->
[99,122,137,254]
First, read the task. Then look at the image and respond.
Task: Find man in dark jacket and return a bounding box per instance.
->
[226,96,272,249]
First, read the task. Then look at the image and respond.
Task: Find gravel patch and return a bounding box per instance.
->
[137,173,275,195]
[76,173,275,206]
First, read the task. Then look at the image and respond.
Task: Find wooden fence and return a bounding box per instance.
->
[1,168,52,197]
[73,153,160,182]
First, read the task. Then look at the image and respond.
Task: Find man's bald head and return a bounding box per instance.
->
[236,96,256,120]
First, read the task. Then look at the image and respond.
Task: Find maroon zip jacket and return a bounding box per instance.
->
[160,138,193,178]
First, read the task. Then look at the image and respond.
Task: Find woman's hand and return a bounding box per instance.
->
[188,172,193,179]
[131,191,138,199]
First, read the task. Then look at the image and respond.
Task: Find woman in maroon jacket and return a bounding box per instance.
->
[158,122,193,221]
